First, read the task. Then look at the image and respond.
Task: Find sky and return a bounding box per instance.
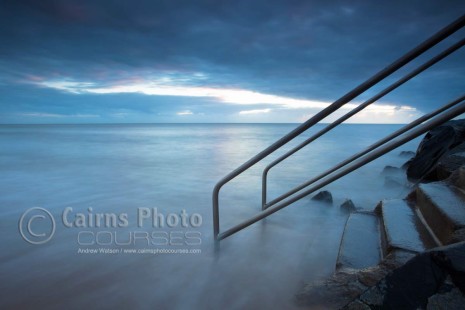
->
[0,0,464,124]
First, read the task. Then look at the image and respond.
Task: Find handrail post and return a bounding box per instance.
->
[213,184,221,240]
[261,168,269,210]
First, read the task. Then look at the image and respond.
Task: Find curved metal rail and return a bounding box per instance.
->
[262,38,465,210]
[213,14,465,241]
[218,96,465,241]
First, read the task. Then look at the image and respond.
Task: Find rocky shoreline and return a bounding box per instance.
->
[296,120,465,309]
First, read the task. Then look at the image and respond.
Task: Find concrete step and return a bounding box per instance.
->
[336,212,382,270]
[378,199,438,255]
[415,182,465,244]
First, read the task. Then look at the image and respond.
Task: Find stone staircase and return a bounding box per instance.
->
[336,167,465,272]
[297,130,465,308]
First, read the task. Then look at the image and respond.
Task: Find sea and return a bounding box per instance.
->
[0,123,421,309]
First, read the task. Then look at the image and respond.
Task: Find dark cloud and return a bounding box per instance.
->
[0,0,464,123]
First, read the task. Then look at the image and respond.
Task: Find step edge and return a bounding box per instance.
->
[418,182,465,228]
[415,183,465,243]
[336,212,382,271]
[414,207,442,247]
[380,199,433,253]
[335,214,352,270]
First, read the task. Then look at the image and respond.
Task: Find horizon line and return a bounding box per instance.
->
[0,122,411,126]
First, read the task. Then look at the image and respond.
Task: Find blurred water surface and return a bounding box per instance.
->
[0,123,420,309]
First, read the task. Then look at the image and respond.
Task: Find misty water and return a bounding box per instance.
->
[0,124,420,309]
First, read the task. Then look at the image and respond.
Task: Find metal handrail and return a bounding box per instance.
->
[261,38,465,210]
[213,14,465,241]
[264,94,465,209]
[217,96,465,240]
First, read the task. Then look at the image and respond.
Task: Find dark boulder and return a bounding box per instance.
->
[344,242,465,309]
[381,165,403,176]
[427,288,465,310]
[382,251,447,309]
[381,242,465,308]
[399,150,415,158]
[401,159,412,170]
[431,242,465,294]
[340,199,356,212]
[435,142,465,180]
[311,190,333,204]
[406,119,465,182]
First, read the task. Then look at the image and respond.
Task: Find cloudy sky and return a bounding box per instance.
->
[0,0,464,124]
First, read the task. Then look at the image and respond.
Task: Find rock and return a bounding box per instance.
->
[311,190,333,204]
[357,266,389,287]
[430,241,465,294]
[383,251,447,309]
[295,271,364,309]
[427,288,465,310]
[381,165,403,176]
[449,228,465,243]
[384,176,404,188]
[359,282,386,307]
[340,199,356,212]
[342,242,465,309]
[400,150,415,157]
[298,251,410,309]
[401,159,412,170]
[435,142,465,180]
[406,119,465,182]
[448,166,465,186]
[382,249,417,268]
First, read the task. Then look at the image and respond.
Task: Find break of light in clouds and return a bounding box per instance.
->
[34,77,422,123]
[36,77,333,108]
[0,1,464,123]
[239,109,272,115]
